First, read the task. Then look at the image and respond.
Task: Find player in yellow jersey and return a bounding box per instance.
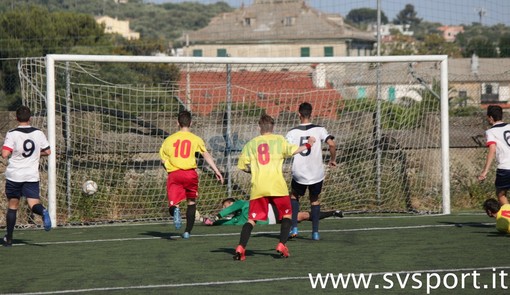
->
[233,114,316,260]
[160,110,223,239]
[483,198,510,234]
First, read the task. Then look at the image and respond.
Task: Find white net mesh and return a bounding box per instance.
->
[16,56,446,226]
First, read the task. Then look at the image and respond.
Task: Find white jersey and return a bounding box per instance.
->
[286,123,334,185]
[2,126,50,182]
[485,122,510,170]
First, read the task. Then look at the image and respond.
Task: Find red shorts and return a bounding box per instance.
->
[166,169,198,206]
[248,196,291,221]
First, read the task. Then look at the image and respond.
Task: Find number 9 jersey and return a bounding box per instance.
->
[2,126,50,182]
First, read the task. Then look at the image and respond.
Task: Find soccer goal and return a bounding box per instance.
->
[16,54,449,227]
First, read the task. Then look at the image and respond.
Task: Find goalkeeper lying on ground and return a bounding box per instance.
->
[203,198,343,226]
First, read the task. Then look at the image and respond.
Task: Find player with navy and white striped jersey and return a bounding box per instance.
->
[285,102,337,241]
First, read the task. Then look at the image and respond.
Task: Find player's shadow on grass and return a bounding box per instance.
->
[139,231,174,240]
[252,232,280,239]
[253,232,313,241]
[10,239,45,247]
[438,221,492,228]
[485,232,510,238]
[211,247,284,259]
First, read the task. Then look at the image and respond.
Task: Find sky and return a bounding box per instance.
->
[149,0,510,26]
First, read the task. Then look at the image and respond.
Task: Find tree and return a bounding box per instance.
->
[382,32,416,55]
[393,4,422,27]
[417,34,462,57]
[0,5,110,109]
[346,8,388,24]
[465,36,498,57]
[499,33,510,57]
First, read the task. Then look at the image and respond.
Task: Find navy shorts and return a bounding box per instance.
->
[291,179,323,197]
[5,180,40,199]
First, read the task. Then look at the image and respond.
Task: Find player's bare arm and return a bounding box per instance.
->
[293,136,316,156]
[478,143,496,181]
[327,138,337,167]
[40,148,51,157]
[1,149,11,159]
[202,151,224,184]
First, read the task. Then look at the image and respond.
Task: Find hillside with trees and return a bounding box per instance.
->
[0,0,233,110]
[0,0,233,42]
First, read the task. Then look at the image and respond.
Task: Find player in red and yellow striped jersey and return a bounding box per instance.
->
[159,110,223,239]
[233,114,316,260]
[483,198,510,233]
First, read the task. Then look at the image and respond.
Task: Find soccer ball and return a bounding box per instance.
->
[82,180,98,195]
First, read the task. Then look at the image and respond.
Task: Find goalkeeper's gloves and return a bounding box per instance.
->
[203,217,214,226]
[203,214,218,226]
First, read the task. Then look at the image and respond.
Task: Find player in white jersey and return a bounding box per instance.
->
[2,106,52,247]
[478,105,510,205]
[285,102,337,240]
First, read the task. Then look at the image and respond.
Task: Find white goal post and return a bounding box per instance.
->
[20,54,449,227]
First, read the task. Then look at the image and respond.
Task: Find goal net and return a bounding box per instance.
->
[15,55,449,227]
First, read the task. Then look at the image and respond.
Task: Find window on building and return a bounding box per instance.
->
[217,48,228,57]
[486,84,493,94]
[283,16,295,26]
[357,87,366,99]
[244,18,251,26]
[300,47,310,57]
[192,49,203,57]
[388,86,396,102]
[324,46,334,57]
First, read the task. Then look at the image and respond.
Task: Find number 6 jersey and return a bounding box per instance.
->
[2,126,50,182]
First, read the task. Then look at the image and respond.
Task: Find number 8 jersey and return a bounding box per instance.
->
[237,133,299,200]
[2,126,50,182]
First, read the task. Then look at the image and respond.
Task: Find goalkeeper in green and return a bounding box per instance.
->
[204,198,342,226]
[205,198,269,226]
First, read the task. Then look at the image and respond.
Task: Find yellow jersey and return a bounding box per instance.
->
[159,130,207,173]
[237,133,299,200]
[496,204,510,233]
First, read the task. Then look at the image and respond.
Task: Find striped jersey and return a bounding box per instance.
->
[159,130,207,173]
[485,123,510,169]
[2,126,50,182]
[286,123,334,185]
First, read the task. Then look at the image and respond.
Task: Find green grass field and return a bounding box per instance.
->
[1,213,509,295]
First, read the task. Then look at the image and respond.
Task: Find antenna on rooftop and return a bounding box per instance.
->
[475,7,487,25]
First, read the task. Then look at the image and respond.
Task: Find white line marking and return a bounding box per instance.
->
[10,222,494,247]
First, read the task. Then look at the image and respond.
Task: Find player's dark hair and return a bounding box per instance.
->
[16,106,32,123]
[177,110,192,127]
[483,198,501,214]
[258,114,274,133]
[298,102,312,119]
[487,105,503,121]
[221,198,236,205]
